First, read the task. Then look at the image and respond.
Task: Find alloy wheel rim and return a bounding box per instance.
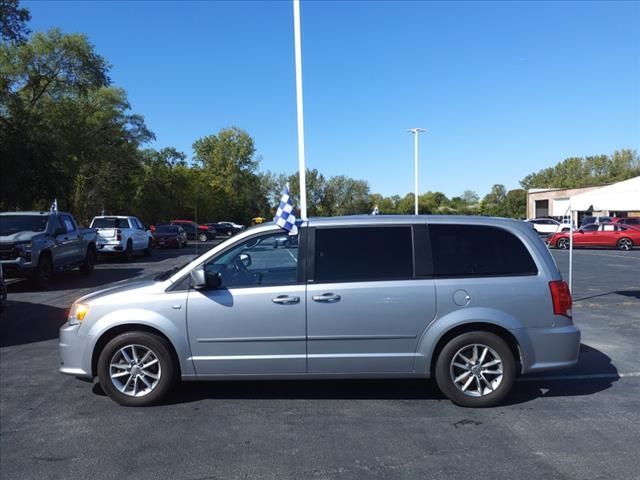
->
[620,239,631,250]
[450,344,503,397]
[109,344,161,397]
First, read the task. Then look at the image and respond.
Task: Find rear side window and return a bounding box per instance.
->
[314,227,413,283]
[429,225,537,277]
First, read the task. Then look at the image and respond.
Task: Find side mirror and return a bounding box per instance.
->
[190,266,222,289]
[239,253,252,268]
[54,227,66,236]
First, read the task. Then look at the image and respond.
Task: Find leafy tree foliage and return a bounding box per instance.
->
[520,150,639,190]
[0,28,151,221]
[0,0,31,44]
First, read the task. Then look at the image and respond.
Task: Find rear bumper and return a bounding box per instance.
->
[518,324,581,374]
[97,243,124,253]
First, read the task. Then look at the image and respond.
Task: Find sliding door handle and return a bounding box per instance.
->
[312,293,341,303]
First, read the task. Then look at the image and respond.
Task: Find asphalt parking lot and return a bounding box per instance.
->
[1,243,639,480]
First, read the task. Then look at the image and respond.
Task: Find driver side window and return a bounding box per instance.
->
[205,231,299,289]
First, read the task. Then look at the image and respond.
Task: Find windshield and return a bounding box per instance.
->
[91,217,129,229]
[155,225,179,234]
[0,215,49,236]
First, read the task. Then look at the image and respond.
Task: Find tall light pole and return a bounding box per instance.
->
[407,128,425,215]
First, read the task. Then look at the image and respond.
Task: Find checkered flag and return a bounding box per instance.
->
[274,184,299,235]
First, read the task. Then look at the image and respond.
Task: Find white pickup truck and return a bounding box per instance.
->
[90,216,152,261]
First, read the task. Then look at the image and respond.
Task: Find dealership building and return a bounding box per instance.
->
[526,176,640,224]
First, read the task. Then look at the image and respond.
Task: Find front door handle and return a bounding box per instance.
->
[312,293,341,303]
[272,295,300,305]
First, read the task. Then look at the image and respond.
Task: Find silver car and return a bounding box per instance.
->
[59,216,580,407]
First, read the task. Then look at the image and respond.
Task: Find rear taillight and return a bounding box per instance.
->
[549,280,572,318]
[116,229,122,241]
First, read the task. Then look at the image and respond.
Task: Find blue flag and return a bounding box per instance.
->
[274,185,299,235]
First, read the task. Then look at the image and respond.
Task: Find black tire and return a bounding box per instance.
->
[123,241,133,262]
[79,246,96,275]
[617,238,633,251]
[97,331,177,407]
[556,237,569,249]
[144,239,152,257]
[198,232,208,243]
[31,253,53,289]
[435,331,516,408]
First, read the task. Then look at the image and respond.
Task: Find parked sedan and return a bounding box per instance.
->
[169,220,215,242]
[206,222,243,237]
[549,223,640,250]
[526,218,571,234]
[152,225,187,249]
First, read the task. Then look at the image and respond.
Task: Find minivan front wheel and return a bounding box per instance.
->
[97,331,176,406]
[435,331,515,407]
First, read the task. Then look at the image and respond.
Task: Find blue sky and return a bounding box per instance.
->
[26,0,639,198]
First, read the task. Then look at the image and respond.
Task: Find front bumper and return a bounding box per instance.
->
[59,322,93,379]
[518,324,581,374]
[0,258,36,276]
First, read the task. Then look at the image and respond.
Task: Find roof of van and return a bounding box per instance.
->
[305,214,526,227]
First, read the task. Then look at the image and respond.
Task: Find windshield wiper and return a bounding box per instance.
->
[154,262,189,281]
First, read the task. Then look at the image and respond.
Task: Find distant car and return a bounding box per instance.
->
[613,217,640,226]
[580,216,611,227]
[169,220,215,242]
[549,223,640,250]
[526,218,571,234]
[0,264,6,315]
[207,222,243,237]
[152,225,187,249]
[90,216,152,261]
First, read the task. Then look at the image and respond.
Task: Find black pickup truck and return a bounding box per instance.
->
[0,211,98,288]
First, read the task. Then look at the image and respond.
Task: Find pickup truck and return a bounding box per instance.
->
[0,211,98,288]
[90,216,152,261]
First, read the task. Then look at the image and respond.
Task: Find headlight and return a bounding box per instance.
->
[17,242,32,251]
[68,303,90,325]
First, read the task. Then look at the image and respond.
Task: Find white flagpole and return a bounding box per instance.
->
[293,0,307,220]
[408,128,425,215]
[569,201,574,293]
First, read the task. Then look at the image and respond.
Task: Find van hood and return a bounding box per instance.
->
[76,279,159,304]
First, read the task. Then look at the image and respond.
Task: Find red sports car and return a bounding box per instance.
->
[549,223,640,251]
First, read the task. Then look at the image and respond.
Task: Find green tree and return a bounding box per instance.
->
[0,29,152,221]
[0,0,31,44]
[192,127,265,224]
[520,149,639,190]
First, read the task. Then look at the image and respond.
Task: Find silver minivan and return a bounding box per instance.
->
[59,216,580,407]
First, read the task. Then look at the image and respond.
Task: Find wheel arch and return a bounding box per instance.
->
[427,322,522,378]
[91,324,182,378]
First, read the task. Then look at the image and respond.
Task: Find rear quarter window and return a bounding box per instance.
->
[429,224,537,277]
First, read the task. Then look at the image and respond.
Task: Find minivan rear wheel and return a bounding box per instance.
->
[435,331,515,407]
[97,331,176,406]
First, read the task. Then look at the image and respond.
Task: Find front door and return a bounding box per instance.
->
[186,230,306,376]
[306,225,436,374]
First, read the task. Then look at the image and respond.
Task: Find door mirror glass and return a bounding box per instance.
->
[55,227,66,236]
[206,271,222,289]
